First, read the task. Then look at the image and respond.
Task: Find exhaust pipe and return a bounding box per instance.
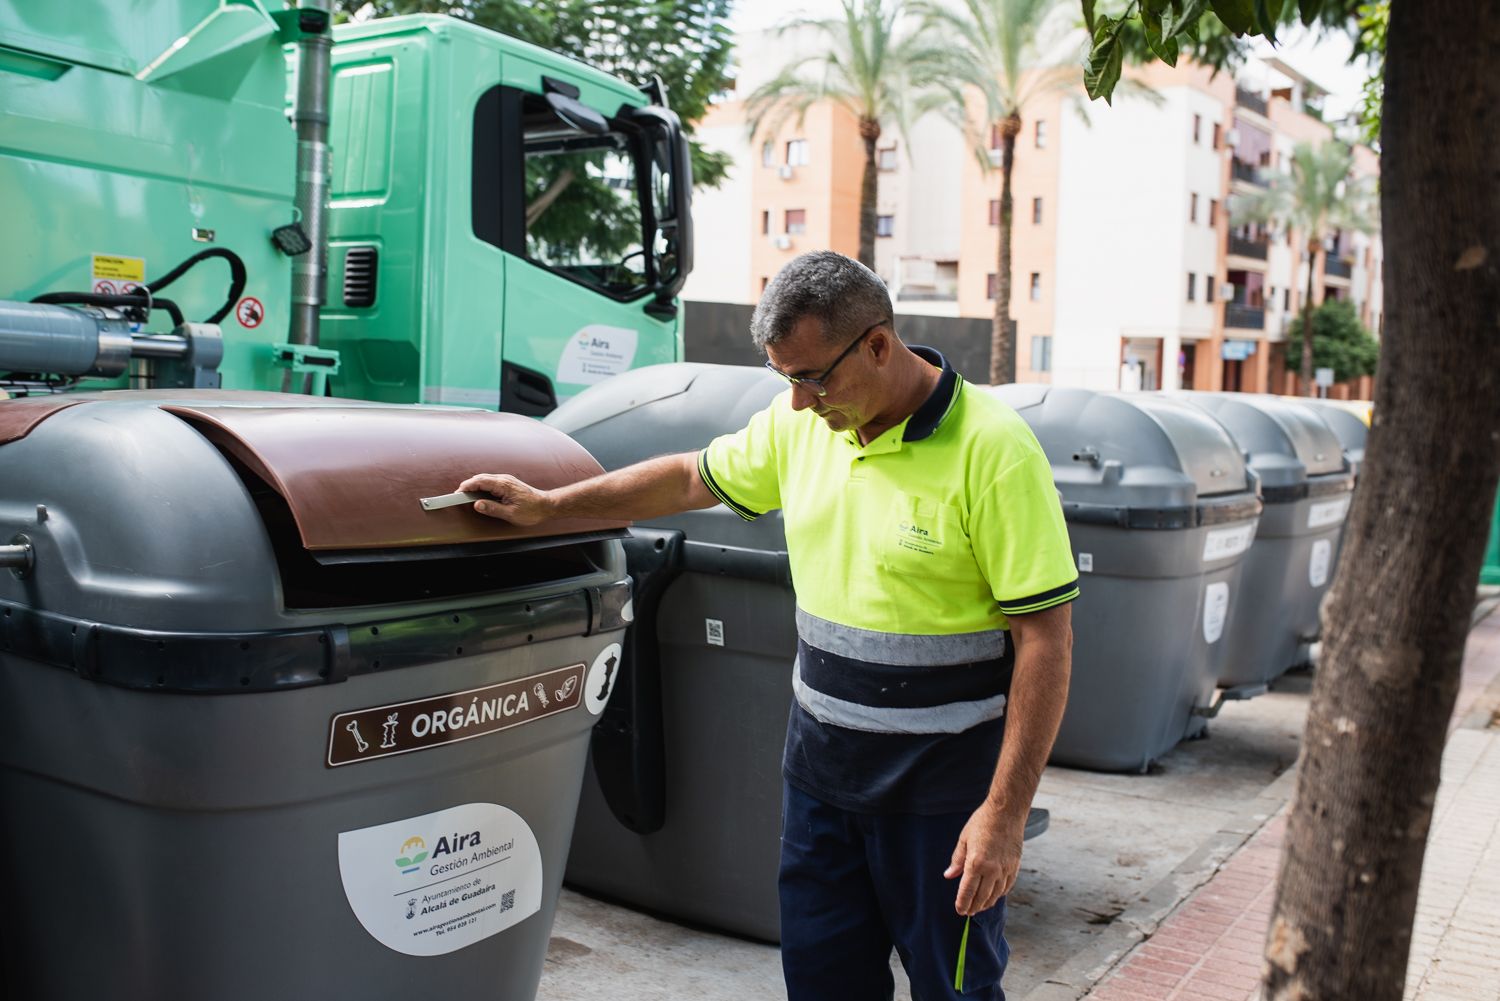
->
[287,0,333,378]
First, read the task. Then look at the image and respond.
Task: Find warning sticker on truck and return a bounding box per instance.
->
[339,802,543,956]
[91,254,146,284]
[326,663,585,767]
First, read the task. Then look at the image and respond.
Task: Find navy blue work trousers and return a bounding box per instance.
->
[779,782,1010,1001]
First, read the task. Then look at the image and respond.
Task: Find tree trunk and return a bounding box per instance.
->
[1301,238,1320,395]
[1262,3,1500,999]
[858,118,881,270]
[990,113,1020,386]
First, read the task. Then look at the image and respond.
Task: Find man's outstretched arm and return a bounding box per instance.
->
[459,452,717,526]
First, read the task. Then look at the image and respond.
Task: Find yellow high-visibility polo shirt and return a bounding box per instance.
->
[697,347,1077,813]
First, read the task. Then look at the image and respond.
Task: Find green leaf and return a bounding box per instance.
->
[1142,0,1170,12]
[1164,0,1208,38]
[1083,0,1097,35]
[1084,18,1125,103]
[1299,0,1323,26]
[1210,0,1256,34]
[1142,8,1180,65]
[1255,0,1284,42]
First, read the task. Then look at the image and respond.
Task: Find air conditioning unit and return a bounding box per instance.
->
[1219,282,1235,301]
[778,164,795,180]
[772,234,793,250]
[1224,128,1240,147]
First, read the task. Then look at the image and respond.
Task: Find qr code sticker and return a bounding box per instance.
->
[501,889,515,913]
[705,618,725,647]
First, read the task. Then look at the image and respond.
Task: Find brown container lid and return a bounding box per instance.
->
[163,404,627,551]
[0,397,86,446]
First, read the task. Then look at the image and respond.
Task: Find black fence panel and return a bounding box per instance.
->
[683,301,995,384]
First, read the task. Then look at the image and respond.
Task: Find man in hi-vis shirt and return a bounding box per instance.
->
[460,252,1077,1001]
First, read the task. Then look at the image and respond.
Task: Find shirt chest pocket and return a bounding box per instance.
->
[877,491,976,582]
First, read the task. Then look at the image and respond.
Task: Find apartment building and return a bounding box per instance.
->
[684,31,1382,397]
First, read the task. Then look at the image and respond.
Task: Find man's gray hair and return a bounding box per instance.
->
[750,251,893,351]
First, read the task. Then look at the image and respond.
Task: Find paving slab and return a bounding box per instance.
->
[1075,607,1500,1001]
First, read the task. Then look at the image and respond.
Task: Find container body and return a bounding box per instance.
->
[0,390,629,999]
[0,628,621,1000]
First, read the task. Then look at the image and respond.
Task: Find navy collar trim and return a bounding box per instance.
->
[903,346,960,442]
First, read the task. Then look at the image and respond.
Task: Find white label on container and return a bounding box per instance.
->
[556,324,638,385]
[1077,553,1094,573]
[1203,523,1257,562]
[1203,582,1230,644]
[338,802,542,957]
[1308,496,1351,529]
[1309,538,1333,588]
[584,642,622,716]
[705,618,725,647]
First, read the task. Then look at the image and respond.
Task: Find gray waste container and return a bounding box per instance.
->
[987,386,1263,772]
[1299,400,1368,479]
[1174,392,1355,687]
[0,390,632,1001]
[546,364,794,942]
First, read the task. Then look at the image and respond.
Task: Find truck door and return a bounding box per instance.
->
[474,85,687,415]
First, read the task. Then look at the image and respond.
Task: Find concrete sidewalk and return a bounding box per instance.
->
[1059,606,1500,1001]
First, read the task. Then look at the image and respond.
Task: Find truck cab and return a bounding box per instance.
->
[321,16,692,412]
[0,5,691,412]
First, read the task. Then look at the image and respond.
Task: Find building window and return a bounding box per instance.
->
[1035,120,1047,148]
[1206,275,1216,302]
[786,139,809,166]
[1190,193,1198,223]
[1284,288,1292,311]
[761,142,773,167]
[1193,114,1202,143]
[986,273,998,300]
[1030,335,1052,372]
[878,147,898,171]
[785,208,807,235]
[1187,272,1197,302]
[1032,197,1043,224]
[1029,272,1041,301]
[1209,198,1219,227]
[876,214,894,237]
[989,200,1000,226]
[1212,123,1222,149]
[760,210,770,235]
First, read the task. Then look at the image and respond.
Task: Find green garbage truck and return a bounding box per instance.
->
[0,1,694,412]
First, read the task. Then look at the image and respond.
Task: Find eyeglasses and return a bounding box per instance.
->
[765,320,889,397]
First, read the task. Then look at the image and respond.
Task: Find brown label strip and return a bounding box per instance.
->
[327,663,585,767]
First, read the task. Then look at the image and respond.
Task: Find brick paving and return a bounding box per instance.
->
[1084,610,1500,1001]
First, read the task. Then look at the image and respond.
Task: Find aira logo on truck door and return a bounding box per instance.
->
[556,324,638,385]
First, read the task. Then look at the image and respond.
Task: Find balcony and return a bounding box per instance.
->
[1235,87,1268,116]
[1227,234,1269,260]
[1225,304,1265,330]
[1325,256,1353,279]
[1231,159,1264,186]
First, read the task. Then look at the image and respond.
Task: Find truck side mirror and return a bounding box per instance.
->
[631,107,694,318]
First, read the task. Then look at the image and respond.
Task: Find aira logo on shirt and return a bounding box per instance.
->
[895,519,940,555]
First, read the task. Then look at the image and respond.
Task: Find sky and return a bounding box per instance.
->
[726,2,1372,120]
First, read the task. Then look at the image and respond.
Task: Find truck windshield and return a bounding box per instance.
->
[521,98,650,298]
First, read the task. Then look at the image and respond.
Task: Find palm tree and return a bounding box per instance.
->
[1231,141,1378,395]
[914,0,1096,385]
[745,0,943,269]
